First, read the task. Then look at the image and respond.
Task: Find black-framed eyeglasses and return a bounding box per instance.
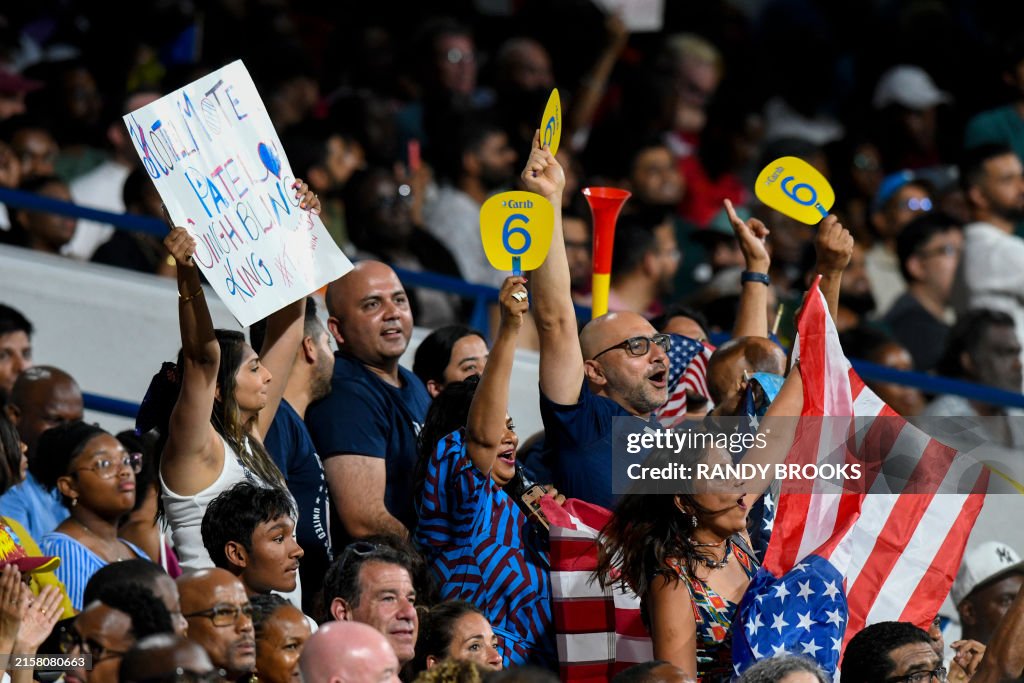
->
[183,603,254,627]
[592,334,671,361]
[59,627,128,662]
[75,452,142,479]
[885,667,947,683]
[137,667,228,683]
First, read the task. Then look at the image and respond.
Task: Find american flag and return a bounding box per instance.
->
[541,497,650,682]
[732,281,988,677]
[658,334,714,427]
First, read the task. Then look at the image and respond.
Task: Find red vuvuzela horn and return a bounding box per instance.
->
[582,187,630,319]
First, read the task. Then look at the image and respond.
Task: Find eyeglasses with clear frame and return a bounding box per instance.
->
[75,452,142,479]
[591,334,671,361]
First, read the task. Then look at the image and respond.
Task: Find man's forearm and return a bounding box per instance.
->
[342,507,409,540]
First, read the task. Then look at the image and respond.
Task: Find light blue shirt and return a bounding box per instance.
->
[0,472,69,540]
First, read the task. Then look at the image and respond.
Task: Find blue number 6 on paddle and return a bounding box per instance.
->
[780,176,818,206]
[503,214,532,255]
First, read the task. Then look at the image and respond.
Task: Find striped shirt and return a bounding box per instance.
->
[41,532,149,611]
[415,430,555,668]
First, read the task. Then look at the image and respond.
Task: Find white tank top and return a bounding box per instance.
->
[160,434,252,571]
[160,434,304,609]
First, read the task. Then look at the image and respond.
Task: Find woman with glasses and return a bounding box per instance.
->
[36,421,147,611]
[149,184,316,572]
[415,276,560,668]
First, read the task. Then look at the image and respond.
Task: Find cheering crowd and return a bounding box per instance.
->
[1,2,1024,682]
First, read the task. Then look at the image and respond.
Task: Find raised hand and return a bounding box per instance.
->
[164,225,197,268]
[0,565,23,649]
[521,130,566,199]
[14,585,63,653]
[814,215,854,274]
[724,199,770,273]
[498,276,529,331]
[292,178,320,214]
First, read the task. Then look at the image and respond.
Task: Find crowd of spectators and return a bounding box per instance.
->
[0,1,1024,682]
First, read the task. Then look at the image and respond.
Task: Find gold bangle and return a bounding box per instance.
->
[179,287,204,303]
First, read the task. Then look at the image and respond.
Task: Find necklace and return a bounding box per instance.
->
[692,537,728,548]
[698,538,732,569]
[73,518,129,562]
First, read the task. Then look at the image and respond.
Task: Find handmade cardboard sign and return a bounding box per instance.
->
[123,60,352,326]
[480,191,554,275]
[755,156,835,225]
[540,89,562,156]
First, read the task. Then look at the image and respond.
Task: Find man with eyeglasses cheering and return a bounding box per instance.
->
[521,136,670,508]
[177,568,257,682]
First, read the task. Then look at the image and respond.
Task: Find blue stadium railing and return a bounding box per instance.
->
[3,185,1024,421]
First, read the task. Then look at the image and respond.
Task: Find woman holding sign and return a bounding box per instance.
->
[415,276,562,669]
[151,182,318,572]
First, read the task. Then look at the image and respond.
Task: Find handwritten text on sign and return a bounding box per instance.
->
[123,60,351,326]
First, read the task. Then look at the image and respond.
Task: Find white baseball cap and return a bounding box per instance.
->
[873,65,951,110]
[950,541,1024,606]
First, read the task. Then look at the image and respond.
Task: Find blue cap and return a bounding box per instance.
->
[872,170,916,213]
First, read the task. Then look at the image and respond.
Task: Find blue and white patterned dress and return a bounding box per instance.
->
[415,429,555,668]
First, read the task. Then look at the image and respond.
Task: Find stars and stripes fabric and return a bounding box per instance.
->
[658,334,715,427]
[732,281,988,677]
[541,497,650,682]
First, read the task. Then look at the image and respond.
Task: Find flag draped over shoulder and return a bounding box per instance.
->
[732,281,988,677]
[542,498,650,682]
[659,334,714,427]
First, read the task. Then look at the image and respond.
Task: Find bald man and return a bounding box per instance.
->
[706,337,788,417]
[305,261,430,542]
[178,569,256,682]
[300,621,400,683]
[522,141,670,507]
[0,365,82,537]
[120,634,217,683]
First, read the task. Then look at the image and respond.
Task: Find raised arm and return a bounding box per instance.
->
[521,131,583,404]
[162,226,220,475]
[466,277,528,471]
[726,199,771,339]
[254,180,319,438]
[813,216,854,323]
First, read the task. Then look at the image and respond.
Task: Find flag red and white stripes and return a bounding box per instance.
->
[542,498,650,682]
[773,281,987,647]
